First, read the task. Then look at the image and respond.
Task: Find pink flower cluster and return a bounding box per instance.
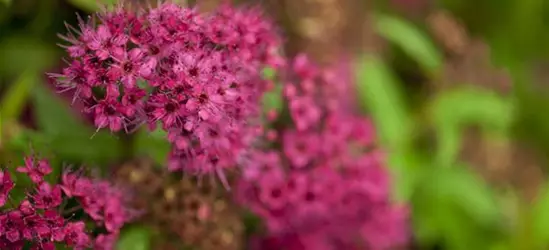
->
[237,55,409,250]
[52,3,283,179]
[0,156,132,250]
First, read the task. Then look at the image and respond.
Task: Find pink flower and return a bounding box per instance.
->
[41,210,65,240]
[121,87,146,117]
[32,183,62,209]
[52,2,283,178]
[63,222,90,248]
[185,84,225,122]
[289,96,322,131]
[92,99,126,132]
[257,174,288,210]
[103,199,126,232]
[17,156,52,184]
[1,155,133,250]
[31,242,56,250]
[94,233,118,250]
[87,24,127,60]
[110,48,145,88]
[0,170,14,207]
[148,94,184,130]
[18,200,34,216]
[60,172,92,198]
[237,55,409,250]
[0,210,23,242]
[283,131,320,169]
[242,151,282,180]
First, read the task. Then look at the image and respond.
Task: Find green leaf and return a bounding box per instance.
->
[531,183,549,247]
[135,128,171,166]
[429,86,515,166]
[32,83,123,164]
[434,166,501,223]
[374,14,443,74]
[1,0,11,6]
[116,225,151,250]
[262,67,276,80]
[262,84,283,114]
[0,72,36,122]
[387,150,427,202]
[413,166,503,249]
[430,87,515,132]
[67,0,117,12]
[355,55,413,152]
[0,36,57,78]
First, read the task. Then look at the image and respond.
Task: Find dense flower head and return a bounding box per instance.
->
[0,155,133,250]
[237,55,409,250]
[52,2,284,179]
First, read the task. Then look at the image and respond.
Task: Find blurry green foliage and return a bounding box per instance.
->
[116,225,152,250]
[0,36,58,78]
[356,55,414,153]
[0,72,36,121]
[67,0,117,12]
[355,55,418,202]
[262,67,276,80]
[429,87,515,166]
[262,84,283,114]
[413,165,503,250]
[32,83,123,164]
[531,183,549,248]
[374,14,443,75]
[261,67,284,114]
[135,126,171,166]
[356,54,508,249]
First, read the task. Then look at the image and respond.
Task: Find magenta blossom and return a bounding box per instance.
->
[0,156,134,250]
[32,183,63,209]
[237,55,409,250]
[0,170,14,207]
[17,156,52,184]
[52,2,284,180]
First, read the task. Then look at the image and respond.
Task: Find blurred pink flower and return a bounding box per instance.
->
[237,55,409,250]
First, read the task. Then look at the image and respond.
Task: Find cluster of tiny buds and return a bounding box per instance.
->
[51,2,284,184]
[0,156,133,250]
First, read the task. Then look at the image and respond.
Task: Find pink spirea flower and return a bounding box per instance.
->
[16,156,52,184]
[52,2,284,181]
[0,156,133,250]
[0,170,14,207]
[237,55,409,250]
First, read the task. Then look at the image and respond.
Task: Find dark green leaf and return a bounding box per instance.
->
[0,36,57,78]
[0,72,36,122]
[32,83,122,164]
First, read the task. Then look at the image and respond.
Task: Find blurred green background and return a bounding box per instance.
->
[3,0,549,249]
